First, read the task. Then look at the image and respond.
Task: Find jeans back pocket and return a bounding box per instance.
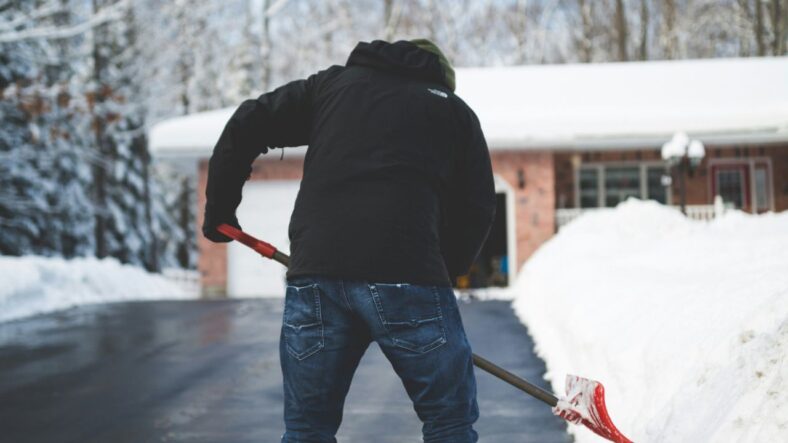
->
[369,283,447,354]
[283,283,324,360]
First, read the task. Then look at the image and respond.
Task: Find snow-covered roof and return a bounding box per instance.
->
[150,107,237,159]
[150,56,788,157]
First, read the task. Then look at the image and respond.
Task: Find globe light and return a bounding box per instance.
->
[687,139,705,167]
[661,132,689,164]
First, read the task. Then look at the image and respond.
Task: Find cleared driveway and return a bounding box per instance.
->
[0,299,571,443]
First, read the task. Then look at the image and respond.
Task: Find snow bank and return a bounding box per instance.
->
[0,256,195,323]
[513,200,788,442]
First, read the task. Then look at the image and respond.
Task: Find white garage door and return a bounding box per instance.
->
[227,180,301,297]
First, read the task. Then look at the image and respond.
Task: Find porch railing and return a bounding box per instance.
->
[556,198,729,230]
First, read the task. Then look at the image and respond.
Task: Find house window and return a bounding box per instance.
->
[577,163,669,208]
[604,166,640,207]
[646,167,668,204]
[715,169,745,209]
[579,168,600,208]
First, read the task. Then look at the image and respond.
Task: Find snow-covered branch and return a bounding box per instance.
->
[0,1,65,33]
[0,0,128,43]
[265,0,291,17]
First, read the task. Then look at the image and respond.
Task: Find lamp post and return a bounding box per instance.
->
[661,132,705,215]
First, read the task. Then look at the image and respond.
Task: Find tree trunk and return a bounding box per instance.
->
[260,0,271,91]
[615,0,629,61]
[578,0,594,62]
[177,177,191,269]
[639,0,649,60]
[91,0,108,259]
[179,57,191,114]
[141,143,158,272]
[755,0,766,55]
[770,0,787,55]
[383,0,396,40]
[661,0,678,59]
[514,0,529,64]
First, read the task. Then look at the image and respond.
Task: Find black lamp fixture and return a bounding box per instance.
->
[517,169,526,190]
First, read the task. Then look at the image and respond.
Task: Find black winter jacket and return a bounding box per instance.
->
[204,40,496,286]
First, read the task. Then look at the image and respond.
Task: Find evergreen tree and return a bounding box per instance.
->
[0,0,95,258]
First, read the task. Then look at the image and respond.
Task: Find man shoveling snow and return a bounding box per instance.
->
[203,39,496,442]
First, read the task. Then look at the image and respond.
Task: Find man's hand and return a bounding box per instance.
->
[202,210,242,243]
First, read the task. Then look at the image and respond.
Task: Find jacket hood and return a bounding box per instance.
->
[346,40,453,91]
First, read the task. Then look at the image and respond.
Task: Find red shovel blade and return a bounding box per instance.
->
[552,375,633,443]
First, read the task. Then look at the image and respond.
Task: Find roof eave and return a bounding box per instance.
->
[487,127,788,152]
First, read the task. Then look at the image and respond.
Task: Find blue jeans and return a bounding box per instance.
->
[280,276,479,442]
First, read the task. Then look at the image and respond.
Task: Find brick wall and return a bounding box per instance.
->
[490,151,555,270]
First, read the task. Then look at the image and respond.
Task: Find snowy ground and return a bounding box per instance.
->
[514,200,788,442]
[0,256,194,323]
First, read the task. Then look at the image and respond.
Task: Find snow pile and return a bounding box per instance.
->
[513,200,788,442]
[0,256,195,323]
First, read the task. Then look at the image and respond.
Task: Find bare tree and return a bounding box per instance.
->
[91,0,110,259]
[755,0,767,55]
[577,0,595,62]
[768,0,787,54]
[504,0,530,64]
[639,0,650,60]
[614,0,629,60]
[660,0,679,59]
[738,0,786,56]
[260,0,272,91]
[383,0,401,40]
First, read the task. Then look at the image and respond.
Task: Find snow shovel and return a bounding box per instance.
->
[217,223,633,443]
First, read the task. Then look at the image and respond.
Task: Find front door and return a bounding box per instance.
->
[712,164,749,211]
[711,161,773,213]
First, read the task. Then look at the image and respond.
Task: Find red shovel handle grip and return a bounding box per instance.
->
[217,224,277,258]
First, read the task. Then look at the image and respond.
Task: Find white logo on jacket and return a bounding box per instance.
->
[427,88,448,98]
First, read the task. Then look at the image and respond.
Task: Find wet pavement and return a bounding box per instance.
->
[0,299,571,443]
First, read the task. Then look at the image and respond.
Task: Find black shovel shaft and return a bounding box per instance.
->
[472,354,558,407]
[272,251,290,267]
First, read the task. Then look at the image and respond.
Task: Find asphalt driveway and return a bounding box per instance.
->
[0,298,571,443]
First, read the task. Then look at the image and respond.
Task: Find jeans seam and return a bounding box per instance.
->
[339,279,353,311]
[431,286,447,341]
[367,284,389,333]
